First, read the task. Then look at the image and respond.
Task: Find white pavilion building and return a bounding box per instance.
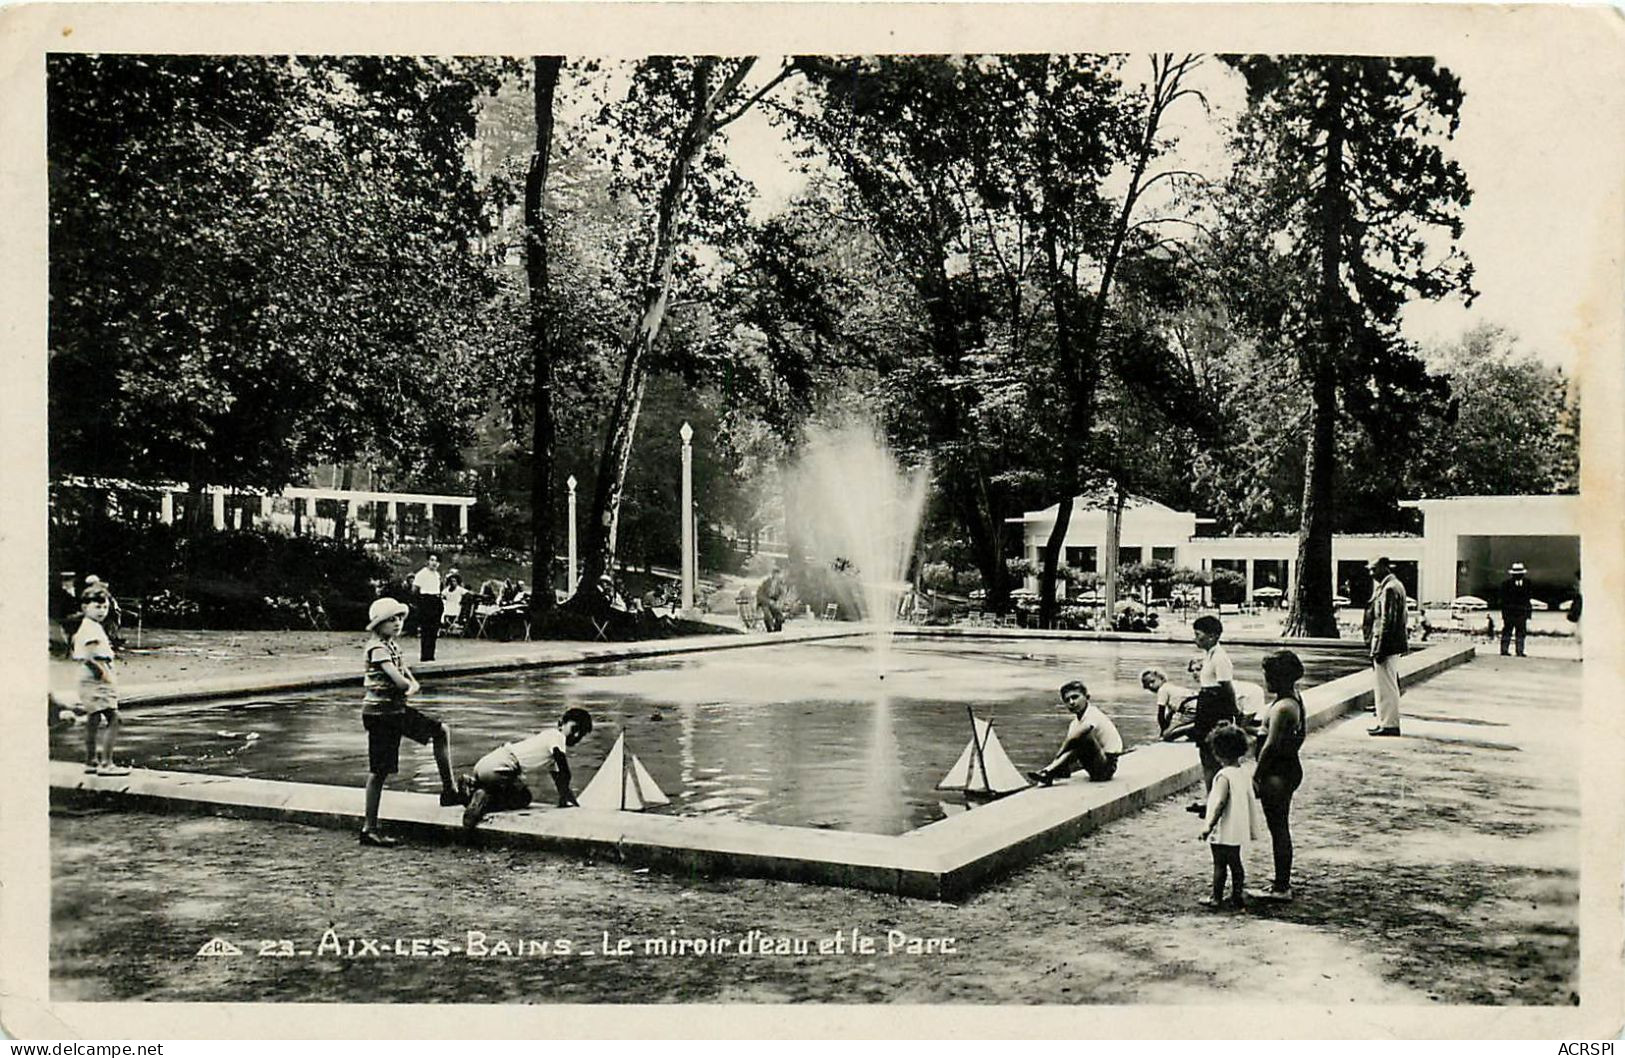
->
[1008,493,1581,607]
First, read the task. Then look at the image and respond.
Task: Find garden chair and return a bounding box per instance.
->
[471,602,500,639]
[823,602,839,621]
[474,602,531,641]
[738,597,763,631]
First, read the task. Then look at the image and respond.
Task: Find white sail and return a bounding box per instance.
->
[936,717,1029,795]
[976,726,1030,793]
[629,753,670,808]
[578,733,670,811]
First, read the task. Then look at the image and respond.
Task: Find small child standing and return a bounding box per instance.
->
[1197,722,1268,911]
[359,598,463,848]
[462,708,595,830]
[74,589,129,776]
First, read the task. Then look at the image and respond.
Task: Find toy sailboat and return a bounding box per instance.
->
[578,733,670,812]
[936,707,1030,799]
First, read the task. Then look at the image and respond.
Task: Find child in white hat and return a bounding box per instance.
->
[358,597,464,848]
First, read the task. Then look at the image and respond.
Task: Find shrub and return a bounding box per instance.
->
[49,522,392,629]
[920,561,979,594]
[1062,567,1103,589]
[788,561,858,620]
[1210,568,1247,604]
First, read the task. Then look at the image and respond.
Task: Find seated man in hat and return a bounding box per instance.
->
[440,571,471,634]
[1500,562,1534,657]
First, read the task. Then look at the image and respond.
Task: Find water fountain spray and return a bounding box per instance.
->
[790,421,930,676]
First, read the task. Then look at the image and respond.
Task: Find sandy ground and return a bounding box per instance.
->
[49,652,1578,1005]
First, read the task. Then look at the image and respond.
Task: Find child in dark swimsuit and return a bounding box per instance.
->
[1249,649,1307,902]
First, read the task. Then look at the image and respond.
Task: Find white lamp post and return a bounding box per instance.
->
[566,475,578,597]
[680,422,695,613]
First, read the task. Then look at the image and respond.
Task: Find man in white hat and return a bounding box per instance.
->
[1362,556,1408,737]
[1499,562,1533,657]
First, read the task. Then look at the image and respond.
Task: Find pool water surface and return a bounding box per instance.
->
[51,638,1365,834]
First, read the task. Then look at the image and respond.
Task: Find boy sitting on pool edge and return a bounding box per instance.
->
[462,707,594,830]
[1143,666,1199,742]
[1027,679,1124,785]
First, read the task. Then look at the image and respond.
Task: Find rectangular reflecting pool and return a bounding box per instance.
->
[50,637,1366,834]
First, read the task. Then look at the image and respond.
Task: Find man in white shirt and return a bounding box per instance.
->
[410,553,443,662]
[1189,614,1241,812]
[1029,680,1123,784]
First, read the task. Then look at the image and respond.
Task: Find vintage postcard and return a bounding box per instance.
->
[1,1,1621,1041]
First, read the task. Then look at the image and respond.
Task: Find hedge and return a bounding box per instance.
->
[49,520,393,630]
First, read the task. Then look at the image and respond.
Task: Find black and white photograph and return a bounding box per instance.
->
[2,1,1622,1041]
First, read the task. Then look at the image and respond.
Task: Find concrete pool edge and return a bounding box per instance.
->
[49,642,1475,899]
[98,621,1383,709]
[899,626,1376,652]
[900,642,1476,893]
[98,624,870,708]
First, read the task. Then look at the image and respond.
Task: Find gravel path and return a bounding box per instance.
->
[50,653,1578,1005]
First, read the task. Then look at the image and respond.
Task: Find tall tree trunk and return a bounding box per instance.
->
[944,472,1009,612]
[919,269,1012,615]
[1285,61,1346,639]
[1287,352,1340,636]
[1037,497,1074,628]
[576,58,756,613]
[526,56,563,616]
[1036,140,1083,629]
[1034,56,1193,625]
[780,454,805,571]
[184,479,209,539]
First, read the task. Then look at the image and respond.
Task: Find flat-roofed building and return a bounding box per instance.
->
[1010,493,1579,607]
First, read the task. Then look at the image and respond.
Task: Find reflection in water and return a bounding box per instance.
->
[848,689,904,833]
[50,639,1363,834]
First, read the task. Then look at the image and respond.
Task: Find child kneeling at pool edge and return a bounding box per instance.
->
[463,707,595,830]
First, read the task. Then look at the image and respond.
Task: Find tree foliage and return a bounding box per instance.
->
[1413,325,1579,497]
[48,55,509,504]
[785,54,1166,615]
[1221,56,1475,635]
[50,52,1579,643]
